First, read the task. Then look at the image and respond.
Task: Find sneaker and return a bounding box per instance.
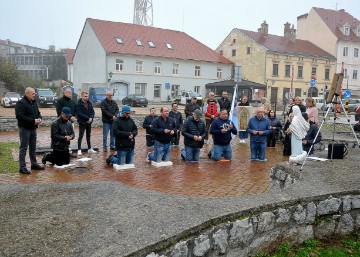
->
[106,154,114,165]
[77,150,82,156]
[88,148,97,153]
[242,139,246,143]
[258,159,267,162]
[146,152,151,162]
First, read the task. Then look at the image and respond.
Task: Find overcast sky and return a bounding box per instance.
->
[1,0,359,50]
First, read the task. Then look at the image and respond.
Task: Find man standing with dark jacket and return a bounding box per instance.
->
[77,91,96,155]
[106,105,138,166]
[42,107,75,166]
[218,91,231,114]
[15,87,45,174]
[184,96,200,118]
[100,91,119,152]
[143,107,157,148]
[147,106,176,163]
[169,102,183,146]
[56,88,77,123]
[181,109,206,162]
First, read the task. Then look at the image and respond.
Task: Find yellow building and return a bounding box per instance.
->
[217,21,336,108]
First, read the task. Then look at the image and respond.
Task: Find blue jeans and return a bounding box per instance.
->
[181,146,200,162]
[211,144,232,161]
[103,122,115,149]
[148,140,171,163]
[111,149,134,165]
[239,131,248,140]
[250,141,266,160]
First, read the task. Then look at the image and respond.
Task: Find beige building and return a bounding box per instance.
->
[297,7,360,97]
[217,22,336,108]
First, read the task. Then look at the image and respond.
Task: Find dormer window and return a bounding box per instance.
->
[344,27,350,36]
[115,37,123,44]
[166,43,173,49]
[148,41,155,48]
[136,39,143,46]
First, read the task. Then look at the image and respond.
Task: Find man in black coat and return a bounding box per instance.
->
[15,87,45,174]
[100,91,119,152]
[217,91,231,114]
[181,109,206,162]
[184,96,200,118]
[302,113,322,155]
[42,107,75,166]
[143,107,157,148]
[169,102,183,146]
[56,88,77,123]
[106,105,138,165]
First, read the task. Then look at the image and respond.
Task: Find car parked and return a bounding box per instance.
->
[342,99,360,113]
[1,92,21,108]
[122,94,148,107]
[35,88,57,107]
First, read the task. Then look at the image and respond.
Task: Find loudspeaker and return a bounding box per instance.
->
[327,143,347,159]
[326,73,344,104]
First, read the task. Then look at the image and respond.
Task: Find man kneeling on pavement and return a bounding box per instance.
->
[208,109,237,161]
[42,107,75,166]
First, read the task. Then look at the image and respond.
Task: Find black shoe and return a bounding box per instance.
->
[42,152,50,165]
[207,151,212,159]
[31,164,45,170]
[110,147,117,151]
[106,154,114,165]
[19,167,31,174]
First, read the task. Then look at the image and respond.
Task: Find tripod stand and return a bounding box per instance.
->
[300,93,360,170]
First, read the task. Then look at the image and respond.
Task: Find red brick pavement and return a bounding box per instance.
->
[0,127,288,198]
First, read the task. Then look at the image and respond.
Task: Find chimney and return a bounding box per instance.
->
[259,21,268,37]
[284,22,296,42]
[48,45,56,52]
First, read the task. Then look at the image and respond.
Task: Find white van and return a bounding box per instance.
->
[311,97,326,110]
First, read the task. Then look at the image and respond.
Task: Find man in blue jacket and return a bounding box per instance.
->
[142,107,157,148]
[247,107,271,161]
[77,91,96,155]
[147,106,176,163]
[208,109,237,161]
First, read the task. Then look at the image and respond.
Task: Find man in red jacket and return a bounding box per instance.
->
[203,92,219,142]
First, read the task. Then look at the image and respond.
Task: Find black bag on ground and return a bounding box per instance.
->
[327,143,348,159]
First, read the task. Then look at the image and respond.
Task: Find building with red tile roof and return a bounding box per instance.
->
[217,21,336,106]
[73,18,233,102]
[297,7,360,97]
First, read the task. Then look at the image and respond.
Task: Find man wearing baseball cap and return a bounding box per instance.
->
[42,107,75,166]
[181,109,206,162]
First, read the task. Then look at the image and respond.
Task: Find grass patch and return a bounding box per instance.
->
[0,142,19,173]
[256,234,360,257]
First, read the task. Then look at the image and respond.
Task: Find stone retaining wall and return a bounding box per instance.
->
[0,116,146,131]
[144,192,360,257]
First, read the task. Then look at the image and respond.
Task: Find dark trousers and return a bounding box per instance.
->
[266,131,277,147]
[47,150,70,166]
[78,123,92,149]
[205,119,213,140]
[19,127,37,168]
[171,130,181,145]
[145,135,155,147]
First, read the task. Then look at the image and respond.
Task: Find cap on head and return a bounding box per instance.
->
[194,109,203,117]
[61,107,72,117]
[122,105,131,113]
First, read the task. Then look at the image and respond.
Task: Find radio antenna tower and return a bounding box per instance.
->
[133,0,153,26]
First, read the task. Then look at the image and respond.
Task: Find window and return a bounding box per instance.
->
[312,67,317,76]
[343,46,348,56]
[358,28,360,36]
[136,39,143,46]
[272,63,279,76]
[115,59,123,71]
[171,84,180,97]
[166,43,172,49]
[297,66,303,78]
[344,68,348,78]
[285,65,291,77]
[154,84,161,98]
[217,67,222,78]
[232,49,236,56]
[136,60,143,73]
[247,47,251,55]
[115,37,123,44]
[325,68,330,80]
[194,86,201,93]
[154,62,161,74]
[195,66,201,77]
[232,39,236,44]
[353,70,358,80]
[173,63,179,75]
[148,41,155,48]
[355,48,359,58]
[135,83,146,95]
[344,27,350,35]
[219,50,223,56]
